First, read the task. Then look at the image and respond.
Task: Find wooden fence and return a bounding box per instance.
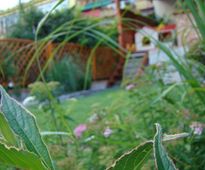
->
[0,38,121,86]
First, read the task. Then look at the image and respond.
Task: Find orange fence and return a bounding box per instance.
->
[0,38,121,86]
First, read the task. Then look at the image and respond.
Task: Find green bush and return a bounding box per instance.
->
[28,81,60,102]
[8,7,44,40]
[0,49,17,82]
[8,7,117,47]
[46,55,91,93]
[187,41,205,65]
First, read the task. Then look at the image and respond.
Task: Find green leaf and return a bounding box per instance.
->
[0,86,54,170]
[106,141,153,170]
[0,113,16,146]
[152,83,178,104]
[154,123,177,170]
[163,133,189,142]
[41,131,70,136]
[0,142,46,170]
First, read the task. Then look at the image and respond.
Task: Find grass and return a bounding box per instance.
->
[28,87,135,169]
[26,79,203,170]
[29,87,130,130]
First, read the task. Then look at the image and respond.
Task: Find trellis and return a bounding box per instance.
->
[0,38,121,86]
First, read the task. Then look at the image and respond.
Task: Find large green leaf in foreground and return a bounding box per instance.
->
[0,86,54,170]
[0,113,16,146]
[0,142,46,170]
[106,141,153,170]
[154,123,177,170]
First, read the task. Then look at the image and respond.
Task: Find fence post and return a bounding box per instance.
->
[92,52,97,81]
[46,41,53,59]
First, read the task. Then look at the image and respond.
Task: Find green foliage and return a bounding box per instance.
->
[28,79,203,170]
[0,85,54,170]
[171,131,205,170]
[1,0,205,169]
[8,7,117,47]
[190,133,205,169]
[37,8,76,41]
[8,7,44,40]
[46,56,91,93]
[187,41,205,65]
[107,141,153,170]
[29,81,61,137]
[0,49,17,82]
[29,81,60,102]
[107,124,187,170]
[0,113,16,146]
[0,142,47,170]
[181,0,205,40]
[180,0,205,65]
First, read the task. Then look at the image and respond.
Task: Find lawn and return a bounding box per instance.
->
[28,87,137,169]
[30,87,130,130]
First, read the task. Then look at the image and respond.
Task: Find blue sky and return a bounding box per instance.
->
[0,0,31,10]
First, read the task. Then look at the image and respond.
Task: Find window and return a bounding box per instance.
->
[142,36,151,46]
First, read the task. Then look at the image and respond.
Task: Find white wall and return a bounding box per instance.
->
[135,27,158,51]
[153,0,176,20]
[148,46,186,84]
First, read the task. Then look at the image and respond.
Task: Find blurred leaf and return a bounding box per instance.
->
[154,123,177,170]
[0,113,16,146]
[181,0,205,39]
[0,142,46,170]
[41,131,70,136]
[106,141,153,170]
[163,133,189,142]
[0,86,54,170]
[152,83,178,104]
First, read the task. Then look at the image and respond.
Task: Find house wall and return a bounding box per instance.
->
[135,27,158,51]
[148,46,185,84]
[135,0,153,11]
[153,0,176,19]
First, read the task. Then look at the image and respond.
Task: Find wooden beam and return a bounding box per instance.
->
[115,0,124,47]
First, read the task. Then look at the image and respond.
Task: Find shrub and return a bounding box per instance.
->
[28,81,60,102]
[187,41,205,65]
[0,49,17,83]
[8,7,117,47]
[8,7,44,40]
[46,55,91,93]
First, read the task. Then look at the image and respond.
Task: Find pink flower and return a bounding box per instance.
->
[74,124,87,138]
[193,127,203,135]
[103,127,113,138]
[190,122,204,135]
[126,84,135,91]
